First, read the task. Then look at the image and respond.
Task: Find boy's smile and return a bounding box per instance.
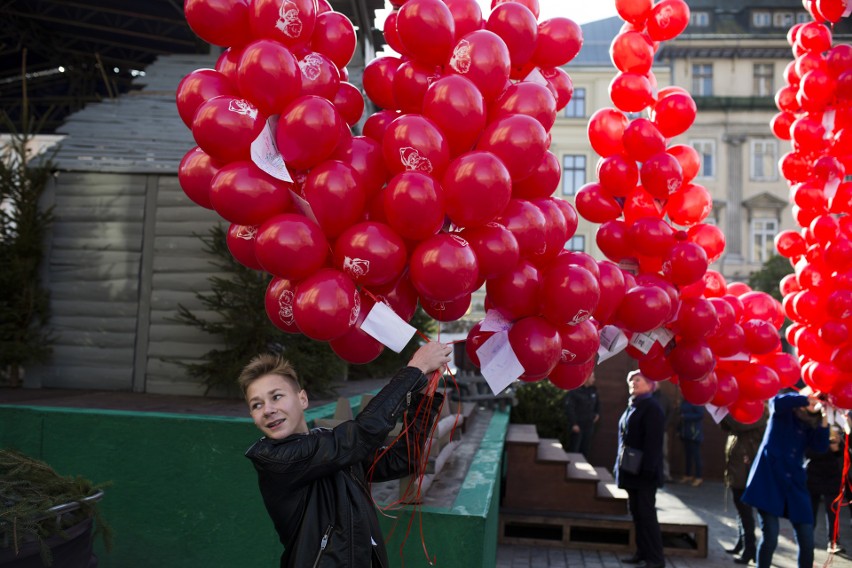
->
[246,374,309,440]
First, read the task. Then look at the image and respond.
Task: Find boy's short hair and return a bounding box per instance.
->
[238,353,302,399]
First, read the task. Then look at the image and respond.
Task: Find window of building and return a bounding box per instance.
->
[751,139,779,181]
[690,11,710,27]
[562,155,586,196]
[563,87,586,118]
[773,12,794,27]
[753,63,774,97]
[565,235,586,252]
[796,12,811,24]
[690,139,716,178]
[753,11,771,27]
[692,64,713,96]
[751,218,778,263]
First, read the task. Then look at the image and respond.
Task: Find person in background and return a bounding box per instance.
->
[564,372,600,459]
[617,370,666,568]
[742,388,830,568]
[677,400,705,487]
[807,425,846,555]
[720,409,767,564]
[240,341,452,568]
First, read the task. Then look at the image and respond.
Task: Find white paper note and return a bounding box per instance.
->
[597,325,628,363]
[480,309,513,332]
[251,115,293,182]
[288,189,319,225]
[628,332,656,355]
[477,331,524,395]
[705,403,729,424]
[360,301,417,353]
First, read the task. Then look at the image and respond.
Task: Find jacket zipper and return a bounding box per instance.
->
[311,524,333,568]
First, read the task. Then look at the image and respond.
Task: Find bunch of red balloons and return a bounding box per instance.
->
[771,15,852,409]
[176,0,589,367]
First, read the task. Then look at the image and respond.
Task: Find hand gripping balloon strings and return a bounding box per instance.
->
[362,338,462,567]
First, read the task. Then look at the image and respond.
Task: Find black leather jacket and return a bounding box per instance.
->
[245,367,442,568]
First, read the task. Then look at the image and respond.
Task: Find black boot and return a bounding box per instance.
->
[733,548,755,565]
[725,539,743,555]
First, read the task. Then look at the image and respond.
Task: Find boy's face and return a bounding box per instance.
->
[246,374,309,440]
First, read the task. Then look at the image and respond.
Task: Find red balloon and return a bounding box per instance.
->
[532,17,583,68]
[587,108,628,157]
[383,114,450,178]
[226,224,263,270]
[396,0,456,66]
[598,154,639,198]
[333,82,365,127]
[382,11,408,56]
[363,56,401,110]
[681,372,718,405]
[540,67,574,111]
[250,0,316,48]
[176,69,239,129]
[312,11,357,69]
[596,220,632,262]
[829,380,852,410]
[728,398,765,425]
[214,47,242,86]
[549,358,595,390]
[623,118,666,163]
[265,277,300,333]
[448,30,511,101]
[594,261,627,324]
[362,109,400,142]
[293,269,359,341]
[652,91,697,137]
[668,339,715,382]
[540,260,600,327]
[646,0,690,41]
[557,320,599,365]
[476,114,547,180]
[296,51,340,101]
[330,293,385,364]
[575,183,623,223]
[209,161,292,225]
[409,233,479,302]
[460,222,520,279]
[383,171,445,240]
[178,146,220,209]
[675,297,720,340]
[554,198,579,240]
[737,364,781,401]
[333,222,406,287]
[422,75,487,157]
[529,198,569,264]
[495,199,547,258]
[640,152,684,199]
[617,285,673,332]
[509,316,562,379]
[663,241,709,286]
[184,0,250,48]
[687,224,725,263]
[446,0,484,41]
[629,217,675,258]
[666,183,712,226]
[610,31,654,75]
[422,293,472,322]
[443,151,512,227]
[742,319,781,354]
[486,2,538,67]
[392,60,441,115]
[255,213,329,281]
[775,230,807,258]
[512,151,561,199]
[303,160,365,238]
[192,96,265,164]
[710,369,739,407]
[486,259,542,320]
[331,136,388,199]
[610,72,654,113]
[276,96,343,171]
[707,324,746,357]
[492,82,557,132]
[760,352,802,388]
[237,40,301,116]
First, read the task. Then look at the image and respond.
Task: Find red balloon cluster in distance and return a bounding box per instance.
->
[177,0,586,366]
[770,3,852,411]
[543,0,824,424]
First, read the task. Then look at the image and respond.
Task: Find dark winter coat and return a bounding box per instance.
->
[565,385,600,427]
[616,393,666,489]
[678,401,705,442]
[742,393,829,523]
[721,411,767,490]
[245,367,441,568]
[806,443,844,496]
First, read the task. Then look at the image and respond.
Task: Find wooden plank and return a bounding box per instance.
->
[51,300,138,318]
[152,273,218,292]
[52,222,143,241]
[151,255,219,273]
[49,345,136,365]
[153,235,222,254]
[148,309,222,325]
[52,316,138,333]
[155,219,221,236]
[38,366,133,390]
[53,236,143,252]
[147,322,219,343]
[149,290,210,309]
[54,330,137,349]
[52,280,139,301]
[52,249,141,265]
[50,261,140,282]
[133,174,158,392]
[146,341,215,359]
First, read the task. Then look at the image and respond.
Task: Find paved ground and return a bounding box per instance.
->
[4,384,852,568]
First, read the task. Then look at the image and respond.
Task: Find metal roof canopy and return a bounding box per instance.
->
[0,0,384,134]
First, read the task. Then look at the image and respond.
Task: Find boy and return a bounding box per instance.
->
[241,341,452,568]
